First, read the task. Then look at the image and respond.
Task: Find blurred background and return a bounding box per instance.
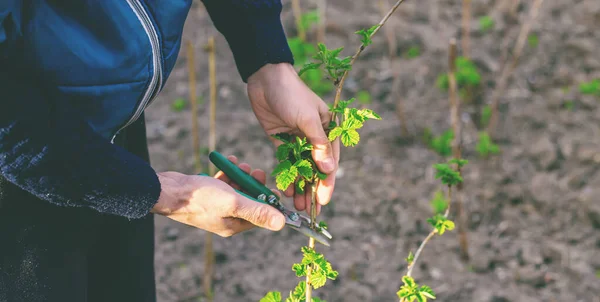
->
[145,0,600,301]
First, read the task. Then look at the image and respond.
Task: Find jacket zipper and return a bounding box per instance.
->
[112,0,163,143]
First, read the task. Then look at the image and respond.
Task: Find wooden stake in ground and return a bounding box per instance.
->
[487,0,544,137]
[202,36,217,302]
[461,0,472,58]
[317,0,327,43]
[448,39,470,261]
[187,41,201,174]
[291,0,306,42]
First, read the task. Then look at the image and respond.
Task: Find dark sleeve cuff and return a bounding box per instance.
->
[202,0,294,82]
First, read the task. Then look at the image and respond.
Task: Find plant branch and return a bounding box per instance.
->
[461,0,472,58]
[448,39,470,261]
[487,0,544,136]
[203,36,217,302]
[317,0,327,43]
[306,184,317,302]
[292,0,306,42]
[187,40,201,174]
[330,0,407,123]
[407,185,453,279]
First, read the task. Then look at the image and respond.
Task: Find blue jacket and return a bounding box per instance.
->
[0,0,293,218]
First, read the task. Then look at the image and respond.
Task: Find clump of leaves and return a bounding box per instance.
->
[424,129,454,157]
[299,10,320,34]
[288,38,334,97]
[397,276,436,302]
[579,79,600,96]
[260,247,337,302]
[405,46,421,59]
[475,132,500,157]
[436,57,481,93]
[528,33,539,48]
[479,16,495,32]
[430,191,448,215]
[355,25,380,47]
[357,90,372,105]
[427,214,456,235]
[171,98,187,112]
[328,98,382,147]
[300,43,353,82]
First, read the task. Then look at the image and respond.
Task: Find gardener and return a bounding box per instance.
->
[0,1,339,301]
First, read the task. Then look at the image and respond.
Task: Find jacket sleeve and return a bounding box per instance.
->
[201,0,294,82]
[0,4,162,219]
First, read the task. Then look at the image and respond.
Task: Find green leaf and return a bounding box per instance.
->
[272,160,292,177]
[291,281,306,300]
[272,133,294,143]
[579,79,600,96]
[310,272,327,289]
[299,62,323,76]
[430,190,448,214]
[316,170,328,180]
[295,159,314,179]
[427,214,455,235]
[275,164,298,191]
[528,33,539,48]
[357,90,372,104]
[419,285,436,300]
[448,158,468,168]
[340,128,360,147]
[318,221,328,230]
[260,292,283,302]
[406,251,414,265]
[479,16,495,32]
[328,126,344,141]
[481,105,492,127]
[403,276,416,288]
[341,114,364,129]
[355,108,382,120]
[406,46,421,59]
[429,130,453,156]
[276,144,292,161]
[433,163,463,186]
[355,25,380,47]
[476,131,500,157]
[292,263,306,277]
[171,98,187,112]
[296,178,306,195]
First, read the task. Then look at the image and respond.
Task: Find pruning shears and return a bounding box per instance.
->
[205,151,333,247]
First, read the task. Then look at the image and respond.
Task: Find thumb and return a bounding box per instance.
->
[233,197,286,231]
[298,115,336,174]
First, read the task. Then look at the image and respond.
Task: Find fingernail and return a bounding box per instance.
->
[270,215,285,230]
[322,157,335,173]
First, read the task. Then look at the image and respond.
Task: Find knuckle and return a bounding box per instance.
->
[249,206,271,226]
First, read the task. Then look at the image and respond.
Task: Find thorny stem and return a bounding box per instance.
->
[488,0,544,137]
[448,39,470,261]
[329,0,407,123]
[406,185,452,279]
[461,0,472,58]
[306,184,317,302]
[203,36,217,302]
[187,41,201,174]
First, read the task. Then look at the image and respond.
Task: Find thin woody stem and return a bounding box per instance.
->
[306,184,317,302]
[330,0,407,123]
[406,185,453,278]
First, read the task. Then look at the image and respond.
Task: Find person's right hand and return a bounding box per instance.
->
[151,155,286,237]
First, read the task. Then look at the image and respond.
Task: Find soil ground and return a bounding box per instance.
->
[146,0,600,301]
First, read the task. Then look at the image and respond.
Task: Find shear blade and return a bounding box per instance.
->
[290,225,332,247]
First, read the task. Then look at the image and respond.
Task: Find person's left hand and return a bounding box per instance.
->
[246,63,340,215]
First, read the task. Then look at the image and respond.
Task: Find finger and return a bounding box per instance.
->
[298,114,336,175]
[294,189,306,211]
[284,185,294,197]
[316,136,340,205]
[232,197,286,231]
[250,169,266,185]
[214,155,238,183]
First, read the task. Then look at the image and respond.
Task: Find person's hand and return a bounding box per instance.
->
[151,155,286,237]
[246,63,340,215]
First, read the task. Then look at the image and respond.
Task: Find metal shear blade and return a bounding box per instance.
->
[283,211,332,247]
